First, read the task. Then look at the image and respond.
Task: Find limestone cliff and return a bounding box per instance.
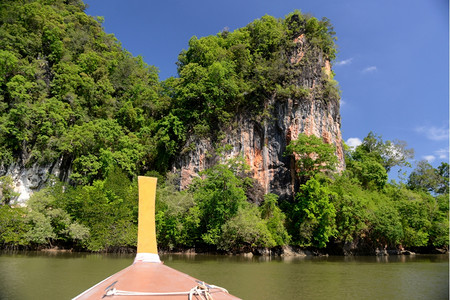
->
[0,158,71,203]
[174,34,344,201]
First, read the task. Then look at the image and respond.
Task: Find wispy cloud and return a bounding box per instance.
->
[335,58,353,66]
[434,148,449,159]
[346,137,362,149]
[421,148,448,163]
[362,66,377,73]
[416,125,449,141]
[422,155,436,162]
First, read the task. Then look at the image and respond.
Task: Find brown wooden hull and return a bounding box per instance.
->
[73,261,241,299]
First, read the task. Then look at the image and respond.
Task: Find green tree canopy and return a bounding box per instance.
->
[289,175,337,248]
[408,161,449,195]
[285,133,338,183]
[350,132,414,173]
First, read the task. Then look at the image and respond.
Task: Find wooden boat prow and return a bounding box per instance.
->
[73,260,239,299]
[73,177,240,300]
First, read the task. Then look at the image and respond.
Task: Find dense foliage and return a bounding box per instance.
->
[0,1,447,253]
[281,133,448,250]
[285,133,338,184]
[1,133,447,253]
[171,11,338,144]
[0,0,162,180]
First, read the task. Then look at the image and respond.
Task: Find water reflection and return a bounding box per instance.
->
[0,251,448,300]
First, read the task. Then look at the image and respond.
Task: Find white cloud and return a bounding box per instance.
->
[335,58,353,66]
[416,125,449,141]
[434,148,449,159]
[422,155,436,162]
[362,66,377,73]
[346,137,362,149]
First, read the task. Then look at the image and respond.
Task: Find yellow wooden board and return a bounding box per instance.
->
[137,176,158,254]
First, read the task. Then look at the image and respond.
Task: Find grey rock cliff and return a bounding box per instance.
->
[1,157,70,204]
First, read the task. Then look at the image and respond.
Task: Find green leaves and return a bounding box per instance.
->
[248,15,284,58]
[191,161,248,245]
[261,193,290,246]
[345,132,414,190]
[155,174,199,249]
[58,171,138,251]
[219,204,276,251]
[1,1,446,254]
[349,132,414,173]
[153,157,289,252]
[285,133,338,183]
[0,0,163,179]
[0,2,341,192]
[0,50,18,85]
[0,206,29,247]
[174,11,338,143]
[290,176,337,248]
[24,183,90,246]
[0,175,19,205]
[408,161,449,195]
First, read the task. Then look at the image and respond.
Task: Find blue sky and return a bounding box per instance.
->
[84,0,449,180]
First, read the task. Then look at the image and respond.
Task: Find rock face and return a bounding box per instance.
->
[0,158,70,204]
[174,35,344,201]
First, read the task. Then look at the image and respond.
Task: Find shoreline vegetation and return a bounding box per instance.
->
[2,244,448,257]
[0,0,448,256]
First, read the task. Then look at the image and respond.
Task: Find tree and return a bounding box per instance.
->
[0,175,19,205]
[285,133,338,184]
[59,171,139,251]
[290,176,337,248]
[407,160,440,193]
[329,175,370,243]
[0,205,29,247]
[25,183,90,247]
[346,158,388,190]
[190,159,248,246]
[155,173,200,249]
[407,161,449,195]
[260,193,290,246]
[0,0,161,184]
[219,204,275,252]
[352,132,414,173]
[436,162,449,194]
[369,203,404,247]
[345,132,414,190]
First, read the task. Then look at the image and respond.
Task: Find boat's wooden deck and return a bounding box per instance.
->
[73,261,241,299]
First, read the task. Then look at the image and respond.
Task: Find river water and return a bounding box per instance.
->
[0,251,448,299]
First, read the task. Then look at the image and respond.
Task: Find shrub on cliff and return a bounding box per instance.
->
[0,175,19,205]
[285,133,338,184]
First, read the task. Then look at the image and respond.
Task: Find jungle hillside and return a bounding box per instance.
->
[0,0,448,254]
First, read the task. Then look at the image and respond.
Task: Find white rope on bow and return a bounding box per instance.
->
[103,280,229,300]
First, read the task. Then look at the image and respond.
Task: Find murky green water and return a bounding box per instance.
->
[0,251,448,299]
